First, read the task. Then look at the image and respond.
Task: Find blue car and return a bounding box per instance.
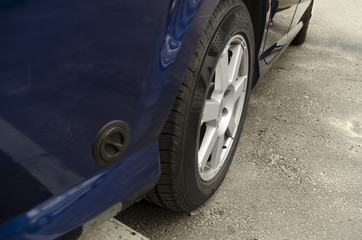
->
[0,0,313,238]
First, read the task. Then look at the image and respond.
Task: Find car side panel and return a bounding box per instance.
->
[0,0,220,238]
[262,0,299,63]
[258,0,312,77]
[0,0,171,223]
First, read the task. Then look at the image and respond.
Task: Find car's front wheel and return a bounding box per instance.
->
[147,0,255,212]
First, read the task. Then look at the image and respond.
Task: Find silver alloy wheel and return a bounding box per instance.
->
[198,34,249,181]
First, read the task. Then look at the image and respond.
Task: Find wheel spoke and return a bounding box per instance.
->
[209,134,225,170]
[226,116,237,137]
[198,126,218,171]
[215,50,229,93]
[234,75,247,102]
[228,45,243,84]
[202,99,221,123]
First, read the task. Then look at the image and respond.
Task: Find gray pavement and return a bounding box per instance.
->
[79,219,149,240]
[117,0,362,239]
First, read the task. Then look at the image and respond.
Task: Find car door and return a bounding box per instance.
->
[263,0,300,63]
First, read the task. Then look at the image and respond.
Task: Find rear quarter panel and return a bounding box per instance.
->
[0,0,220,238]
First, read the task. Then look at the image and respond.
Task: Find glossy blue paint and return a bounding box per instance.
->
[0,0,219,237]
[0,0,312,238]
[0,142,160,240]
[0,0,198,217]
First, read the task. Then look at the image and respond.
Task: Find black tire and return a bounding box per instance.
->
[292,1,313,45]
[147,0,255,213]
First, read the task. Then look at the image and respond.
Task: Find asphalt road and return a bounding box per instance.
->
[117,0,362,239]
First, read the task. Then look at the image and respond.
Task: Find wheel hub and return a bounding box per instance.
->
[198,34,249,181]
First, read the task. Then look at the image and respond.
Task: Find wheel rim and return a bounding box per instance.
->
[198,35,249,182]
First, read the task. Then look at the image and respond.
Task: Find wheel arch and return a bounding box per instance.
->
[155,0,268,145]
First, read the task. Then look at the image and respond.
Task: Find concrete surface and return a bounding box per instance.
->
[78,219,149,240]
[117,0,362,239]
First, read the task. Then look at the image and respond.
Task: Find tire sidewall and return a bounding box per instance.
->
[181,3,255,208]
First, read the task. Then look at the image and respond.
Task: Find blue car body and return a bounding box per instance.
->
[0,0,312,239]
